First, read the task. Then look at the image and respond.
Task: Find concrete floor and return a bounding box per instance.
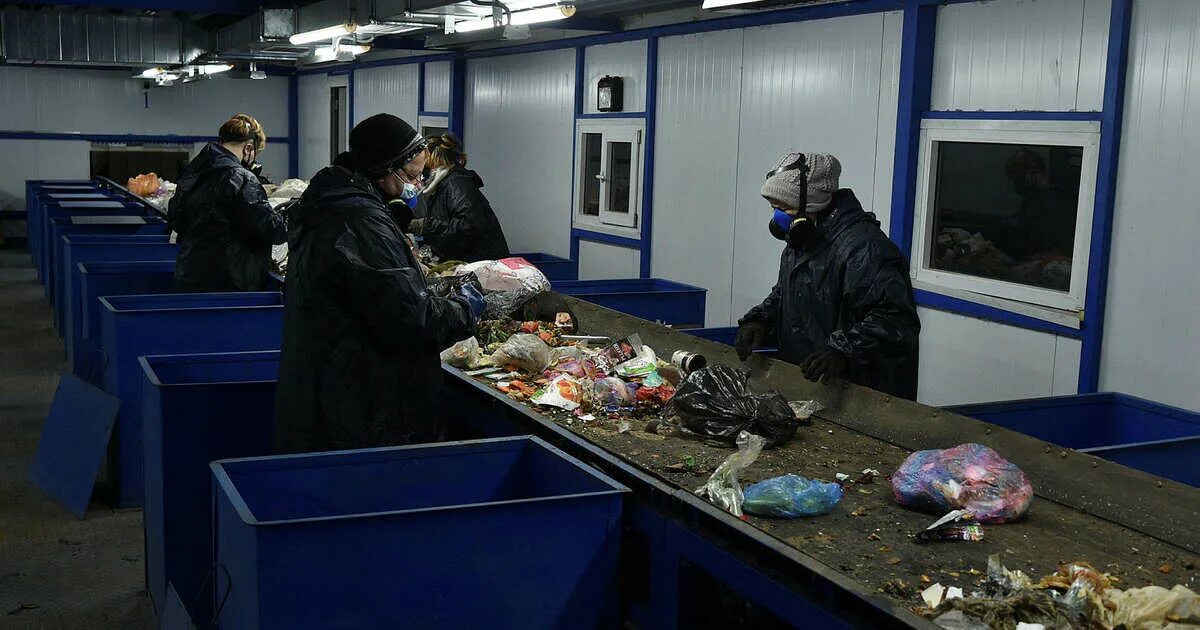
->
[0,249,153,629]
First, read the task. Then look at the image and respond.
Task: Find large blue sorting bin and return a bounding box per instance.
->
[40,199,131,291]
[140,351,278,626]
[99,292,284,507]
[48,213,163,313]
[25,182,100,270]
[514,252,579,282]
[949,393,1200,487]
[551,278,707,327]
[29,188,107,274]
[59,235,174,343]
[72,260,177,383]
[212,436,628,630]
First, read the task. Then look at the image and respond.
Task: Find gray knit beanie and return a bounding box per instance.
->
[760,152,841,213]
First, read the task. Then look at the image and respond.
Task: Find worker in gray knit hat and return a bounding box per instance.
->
[736,151,921,400]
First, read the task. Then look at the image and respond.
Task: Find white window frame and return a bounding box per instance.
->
[418,115,449,138]
[911,119,1100,320]
[572,119,645,239]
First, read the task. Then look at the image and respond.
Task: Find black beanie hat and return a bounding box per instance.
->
[349,113,421,176]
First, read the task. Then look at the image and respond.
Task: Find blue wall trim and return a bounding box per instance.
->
[572,228,641,250]
[577,112,647,120]
[888,4,937,259]
[288,74,299,179]
[0,131,289,144]
[1079,0,1133,393]
[569,47,586,263]
[639,36,659,279]
[924,110,1104,121]
[347,70,356,127]
[914,289,1083,339]
[419,111,451,118]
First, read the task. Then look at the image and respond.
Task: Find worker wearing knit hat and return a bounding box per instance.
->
[736,151,921,400]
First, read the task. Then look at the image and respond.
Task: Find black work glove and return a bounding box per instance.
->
[249,162,272,185]
[734,321,767,361]
[387,199,415,232]
[800,348,849,383]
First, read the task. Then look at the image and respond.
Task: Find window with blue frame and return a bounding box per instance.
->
[910,119,1100,323]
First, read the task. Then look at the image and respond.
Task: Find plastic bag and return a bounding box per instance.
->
[454,258,552,319]
[667,365,799,448]
[742,474,843,518]
[695,431,766,518]
[590,377,638,407]
[532,374,583,411]
[491,333,553,374]
[441,337,488,370]
[891,443,1033,523]
[272,178,308,200]
[615,346,658,378]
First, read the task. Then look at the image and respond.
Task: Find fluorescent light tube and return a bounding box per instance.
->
[290,23,355,45]
[701,0,767,8]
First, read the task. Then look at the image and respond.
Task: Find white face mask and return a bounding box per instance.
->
[400,182,419,201]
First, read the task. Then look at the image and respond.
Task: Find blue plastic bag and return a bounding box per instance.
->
[742,474,843,518]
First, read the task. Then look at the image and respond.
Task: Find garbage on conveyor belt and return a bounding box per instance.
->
[268,178,308,200]
[491,333,553,374]
[532,374,583,411]
[695,431,765,518]
[741,473,843,518]
[922,554,1200,630]
[891,443,1033,523]
[451,258,552,319]
[915,509,985,543]
[441,336,489,370]
[667,365,799,448]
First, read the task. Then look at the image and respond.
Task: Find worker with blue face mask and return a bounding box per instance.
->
[735,152,921,400]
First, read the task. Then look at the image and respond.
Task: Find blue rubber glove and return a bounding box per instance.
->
[459,283,487,321]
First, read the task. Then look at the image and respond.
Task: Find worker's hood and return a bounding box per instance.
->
[172,143,242,209]
[287,158,385,242]
[818,189,880,241]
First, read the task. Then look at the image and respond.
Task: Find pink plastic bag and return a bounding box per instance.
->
[891,443,1033,523]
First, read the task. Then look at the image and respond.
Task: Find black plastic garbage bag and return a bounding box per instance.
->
[667,365,799,448]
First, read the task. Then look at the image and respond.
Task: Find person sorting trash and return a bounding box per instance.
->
[274,113,485,454]
[167,114,286,292]
[406,132,511,263]
[734,152,920,399]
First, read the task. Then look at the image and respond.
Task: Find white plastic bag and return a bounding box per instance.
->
[695,431,766,518]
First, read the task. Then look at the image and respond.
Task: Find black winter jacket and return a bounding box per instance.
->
[167,143,285,291]
[274,158,476,454]
[740,190,921,399]
[421,166,510,262]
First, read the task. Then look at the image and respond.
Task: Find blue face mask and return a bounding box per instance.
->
[772,208,796,236]
[400,182,420,209]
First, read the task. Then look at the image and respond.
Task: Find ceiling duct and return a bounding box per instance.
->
[213,8,306,62]
[0,7,205,67]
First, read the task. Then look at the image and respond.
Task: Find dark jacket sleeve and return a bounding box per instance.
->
[827,240,921,366]
[334,216,475,353]
[422,177,492,252]
[228,171,287,247]
[738,249,787,338]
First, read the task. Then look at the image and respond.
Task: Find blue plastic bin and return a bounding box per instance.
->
[212,436,628,630]
[514,252,579,282]
[551,278,707,327]
[949,393,1200,487]
[59,235,174,342]
[25,182,101,269]
[72,260,177,383]
[140,351,278,626]
[40,199,132,289]
[48,214,162,311]
[98,292,284,507]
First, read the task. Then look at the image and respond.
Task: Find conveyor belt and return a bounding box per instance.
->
[444,297,1200,621]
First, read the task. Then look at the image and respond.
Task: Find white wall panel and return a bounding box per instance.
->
[0,66,287,136]
[731,12,900,323]
[651,29,745,327]
[578,240,640,280]
[465,49,575,258]
[917,307,1076,406]
[1052,337,1083,397]
[0,140,90,213]
[931,0,1110,112]
[354,65,419,126]
[297,73,331,181]
[423,61,452,113]
[1100,0,1200,412]
[584,40,648,114]
[873,10,904,235]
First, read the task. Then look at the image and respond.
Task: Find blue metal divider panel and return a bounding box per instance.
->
[41,200,130,294]
[49,216,164,324]
[98,292,284,507]
[73,260,177,383]
[29,374,121,518]
[552,278,707,326]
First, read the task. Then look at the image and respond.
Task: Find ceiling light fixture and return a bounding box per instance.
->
[289,23,356,45]
[701,0,768,8]
[453,3,575,33]
[139,67,164,79]
[249,63,267,80]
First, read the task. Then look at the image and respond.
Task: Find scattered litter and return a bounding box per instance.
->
[921,574,932,584]
[887,557,902,565]
[6,603,39,616]
[618,421,632,434]
[440,337,489,369]
[850,506,868,517]
[531,375,582,411]
[892,443,1033,523]
[695,432,765,518]
[491,333,554,373]
[788,399,823,424]
[923,583,948,608]
[836,473,851,482]
[669,365,799,448]
[741,474,843,518]
[917,510,985,543]
[1015,623,1045,630]
[867,533,881,542]
[578,414,596,422]
[465,366,501,377]
[1158,564,1173,574]
[487,371,520,380]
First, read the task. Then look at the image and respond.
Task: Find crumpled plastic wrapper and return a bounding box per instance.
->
[695,431,766,518]
[491,333,552,373]
[441,337,490,370]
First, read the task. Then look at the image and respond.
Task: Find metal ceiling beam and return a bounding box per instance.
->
[12,0,264,15]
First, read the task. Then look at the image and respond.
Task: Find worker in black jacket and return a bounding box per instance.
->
[406,133,510,262]
[167,114,285,292]
[735,153,921,400]
[274,114,485,454]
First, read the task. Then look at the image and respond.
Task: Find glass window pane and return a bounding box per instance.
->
[930,141,1081,292]
[582,133,601,216]
[606,141,632,215]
